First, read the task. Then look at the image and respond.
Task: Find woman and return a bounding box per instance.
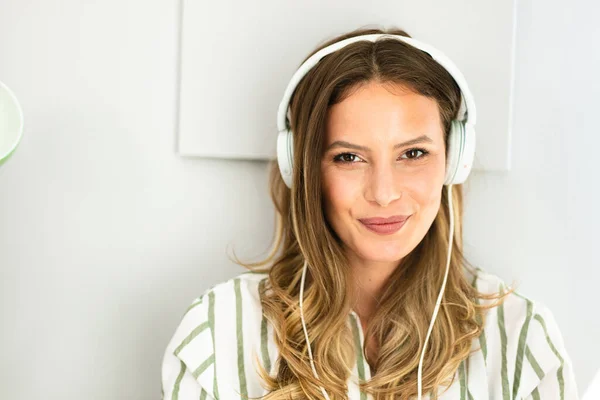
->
[161,27,578,399]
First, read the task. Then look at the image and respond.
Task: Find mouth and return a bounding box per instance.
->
[358,215,411,236]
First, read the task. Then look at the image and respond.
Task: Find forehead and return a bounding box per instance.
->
[324,81,444,144]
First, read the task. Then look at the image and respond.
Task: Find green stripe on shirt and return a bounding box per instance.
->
[234,278,248,398]
[464,357,475,400]
[534,313,565,400]
[193,354,215,379]
[459,359,467,400]
[172,359,186,400]
[471,273,488,364]
[208,291,219,399]
[259,278,272,375]
[199,388,208,400]
[512,298,534,398]
[497,283,510,400]
[525,345,545,379]
[174,321,210,356]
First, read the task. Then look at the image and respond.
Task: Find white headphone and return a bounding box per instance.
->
[276,33,474,400]
[276,33,477,189]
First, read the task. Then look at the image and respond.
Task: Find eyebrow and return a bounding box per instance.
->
[325,134,434,152]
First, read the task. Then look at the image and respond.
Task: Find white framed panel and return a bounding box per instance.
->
[177,0,516,171]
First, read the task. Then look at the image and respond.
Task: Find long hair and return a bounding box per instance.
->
[230,25,514,400]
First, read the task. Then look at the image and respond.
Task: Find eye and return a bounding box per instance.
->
[333,153,363,164]
[401,148,429,160]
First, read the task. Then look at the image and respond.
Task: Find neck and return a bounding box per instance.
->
[347,256,400,323]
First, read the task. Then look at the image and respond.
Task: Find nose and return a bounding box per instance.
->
[364,162,403,207]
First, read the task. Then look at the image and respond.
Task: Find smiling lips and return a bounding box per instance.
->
[358,215,411,235]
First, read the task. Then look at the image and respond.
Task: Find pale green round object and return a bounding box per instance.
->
[0,80,24,166]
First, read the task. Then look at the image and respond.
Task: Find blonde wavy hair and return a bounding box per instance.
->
[231,26,514,400]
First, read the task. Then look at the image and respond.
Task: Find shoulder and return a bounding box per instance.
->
[470,268,578,398]
[161,271,271,398]
[196,270,269,315]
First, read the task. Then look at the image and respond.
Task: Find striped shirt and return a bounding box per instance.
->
[161,269,579,399]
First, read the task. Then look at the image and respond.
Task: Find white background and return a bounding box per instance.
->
[0,0,597,398]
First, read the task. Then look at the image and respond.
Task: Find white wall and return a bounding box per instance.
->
[0,0,597,398]
[463,0,600,394]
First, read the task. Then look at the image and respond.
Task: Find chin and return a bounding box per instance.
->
[354,241,411,263]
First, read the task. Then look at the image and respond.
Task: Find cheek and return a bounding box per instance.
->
[321,168,358,218]
[402,160,446,207]
[407,175,443,209]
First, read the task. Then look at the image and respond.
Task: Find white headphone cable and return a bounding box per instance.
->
[300,258,332,400]
[417,184,454,400]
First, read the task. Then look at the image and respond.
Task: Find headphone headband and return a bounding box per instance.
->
[277,33,477,134]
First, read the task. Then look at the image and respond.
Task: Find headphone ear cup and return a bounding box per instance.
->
[444,120,476,185]
[277,130,294,188]
[452,122,476,184]
[444,120,464,185]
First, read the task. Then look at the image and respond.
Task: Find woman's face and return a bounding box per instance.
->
[321,80,446,268]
